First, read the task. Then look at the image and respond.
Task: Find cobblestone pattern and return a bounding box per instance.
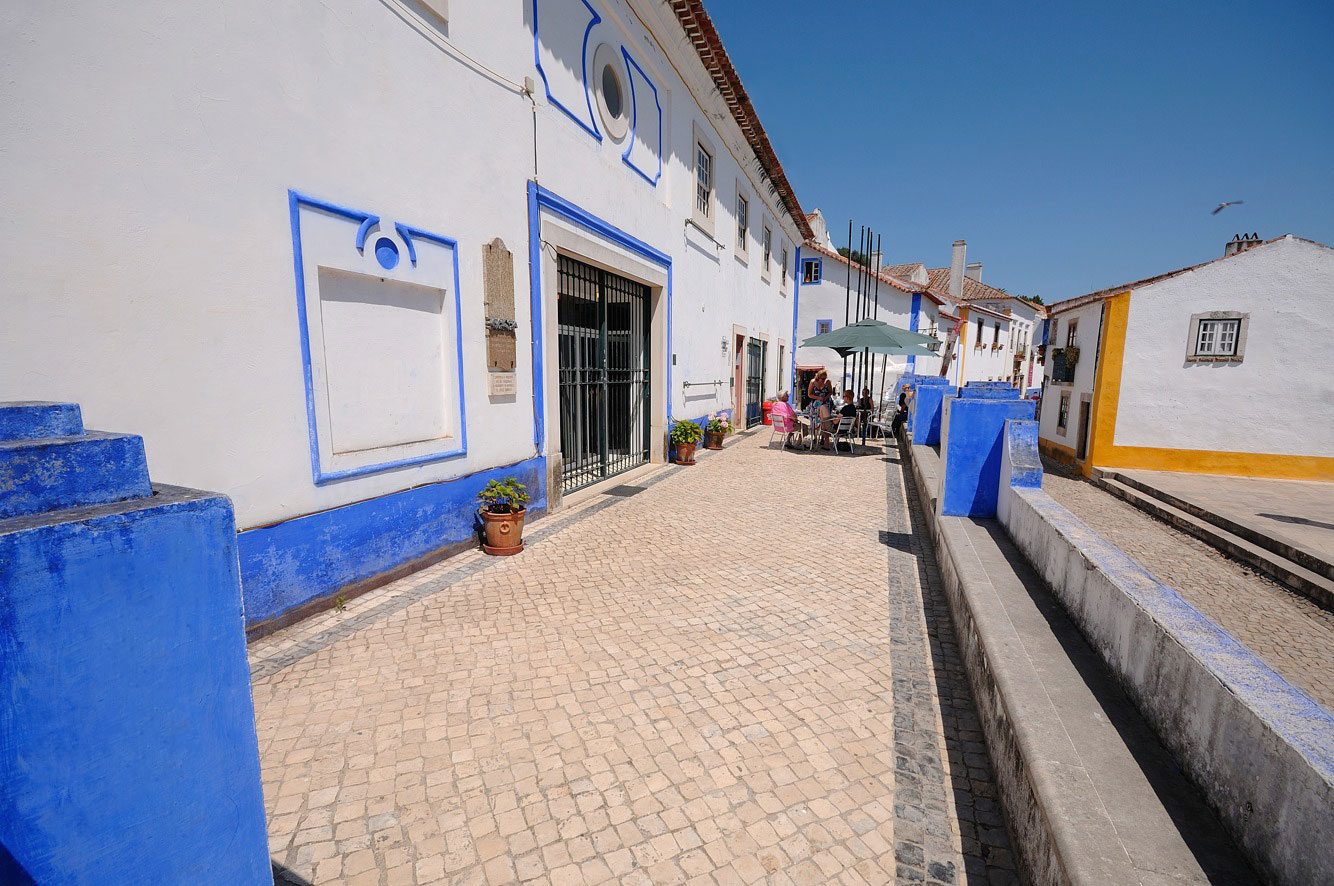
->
[250,433,1017,885]
[883,449,1019,885]
[1041,462,1334,712]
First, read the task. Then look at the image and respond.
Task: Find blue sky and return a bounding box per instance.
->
[706,0,1334,301]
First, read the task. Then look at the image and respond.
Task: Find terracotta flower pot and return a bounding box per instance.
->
[481,508,526,555]
[704,431,724,450]
[674,442,697,465]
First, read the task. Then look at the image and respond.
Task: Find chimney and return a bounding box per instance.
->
[1223,232,1263,257]
[870,250,883,269]
[949,240,966,300]
[965,261,983,283]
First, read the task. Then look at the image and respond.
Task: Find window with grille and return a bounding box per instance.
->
[695,143,712,217]
[816,319,832,335]
[1057,392,1070,431]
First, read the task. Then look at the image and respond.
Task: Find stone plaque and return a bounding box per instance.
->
[488,371,518,397]
[483,238,518,371]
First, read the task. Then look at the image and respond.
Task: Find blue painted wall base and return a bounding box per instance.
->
[939,397,1037,517]
[238,456,548,627]
[909,385,958,445]
[0,402,269,884]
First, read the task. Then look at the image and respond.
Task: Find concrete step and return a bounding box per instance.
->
[0,431,152,520]
[905,444,1259,884]
[1103,469,1333,582]
[0,401,84,441]
[1095,474,1334,611]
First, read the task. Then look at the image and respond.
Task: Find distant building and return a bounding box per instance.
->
[1038,235,1334,481]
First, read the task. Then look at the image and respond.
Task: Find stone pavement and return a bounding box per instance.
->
[250,430,1018,885]
[1041,462,1334,712]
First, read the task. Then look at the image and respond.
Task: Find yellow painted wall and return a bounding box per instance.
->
[1087,291,1334,482]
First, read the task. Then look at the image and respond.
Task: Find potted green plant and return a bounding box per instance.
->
[703,412,734,450]
[477,477,529,555]
[670,419,704,465]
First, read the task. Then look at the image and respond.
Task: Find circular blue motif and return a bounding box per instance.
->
[374,237,400,270]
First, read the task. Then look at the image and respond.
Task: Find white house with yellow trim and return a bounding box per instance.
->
[1039,234,1334,481]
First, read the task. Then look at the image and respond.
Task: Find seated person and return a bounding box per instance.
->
[832,390,860,450]
[892,384,913,435]
[769,391,803,443]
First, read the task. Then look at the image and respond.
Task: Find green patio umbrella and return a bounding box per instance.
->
[801,318,939,357]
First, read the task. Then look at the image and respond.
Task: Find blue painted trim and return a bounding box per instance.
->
[239,456,548,627]
[354,215,380,252]
[790,246,801,393]
[908,292,922,370]
[620,47,662,186]
[393,222,418,264]
[531,0,603,142]
[528,183,673,433]
[815,318,833,335]
[800,256,822,285]
[288,189,469,485]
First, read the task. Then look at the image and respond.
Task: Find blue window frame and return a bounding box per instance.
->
[802,258,822,285]
[816,318,833,335]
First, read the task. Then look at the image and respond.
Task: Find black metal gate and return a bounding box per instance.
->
[744,338,765,427]
[557,256,650,494]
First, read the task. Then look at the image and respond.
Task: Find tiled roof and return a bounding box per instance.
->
[923,268,1045,319]
[1046,234,1328,313]
[881,262,925,279]
[668,1,812,240]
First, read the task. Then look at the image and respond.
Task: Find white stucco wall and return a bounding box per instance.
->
[1113,237,1334,456]
[792,252,918,402]
[1038,300,1103,449]
[0,0,803,528]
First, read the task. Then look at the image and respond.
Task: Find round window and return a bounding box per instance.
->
[592,43,629,141]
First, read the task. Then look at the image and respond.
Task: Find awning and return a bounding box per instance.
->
[795,364,825,371]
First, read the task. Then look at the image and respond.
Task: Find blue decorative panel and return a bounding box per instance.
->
[909,384,958,446]
[288,190,468,484]
[532,0,602,140]
[621,48,662,185]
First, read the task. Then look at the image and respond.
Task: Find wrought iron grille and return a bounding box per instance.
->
[744,338,765,428]
[557,256,650,495]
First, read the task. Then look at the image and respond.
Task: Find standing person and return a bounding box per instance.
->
[892,384,913,437]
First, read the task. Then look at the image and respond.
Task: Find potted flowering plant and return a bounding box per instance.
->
[704,412,734,450]
[669,419,704,465]
[477,477,529,555]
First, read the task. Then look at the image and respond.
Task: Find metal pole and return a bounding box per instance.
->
[842,220,852,389]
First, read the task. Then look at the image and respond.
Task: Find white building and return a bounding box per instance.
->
[1038,234,1334,481]
[0,0,809,628]
[791,214,933,405]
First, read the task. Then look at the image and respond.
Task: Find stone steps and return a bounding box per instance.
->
[1094,472,1334,611]
[0,402,151,520]
[907,442,1259,885]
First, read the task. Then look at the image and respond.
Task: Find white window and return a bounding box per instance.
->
[695,142,712,218]
[1187,312,1248,361]
[762,226,772,275]
[816,319,833,335]
[802,259,822,284]
[735,194,748,251]
[1066,319,1078,348]
[1196,318,1239,356]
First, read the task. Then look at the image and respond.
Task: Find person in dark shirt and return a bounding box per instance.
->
[891,384,913,437]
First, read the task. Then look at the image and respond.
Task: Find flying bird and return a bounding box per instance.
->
[1212,200,1244,215]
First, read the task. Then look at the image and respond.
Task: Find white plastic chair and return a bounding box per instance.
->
[768,412,800,450]
[830,414,857,455]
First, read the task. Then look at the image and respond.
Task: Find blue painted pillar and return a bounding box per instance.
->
[907,292,921,371]
[939,397,1037,516]
[909,384,958,445]
[0,402,270,884]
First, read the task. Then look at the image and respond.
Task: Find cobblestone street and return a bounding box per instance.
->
[1041,463,1334,711]
[250,431,1017,885]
